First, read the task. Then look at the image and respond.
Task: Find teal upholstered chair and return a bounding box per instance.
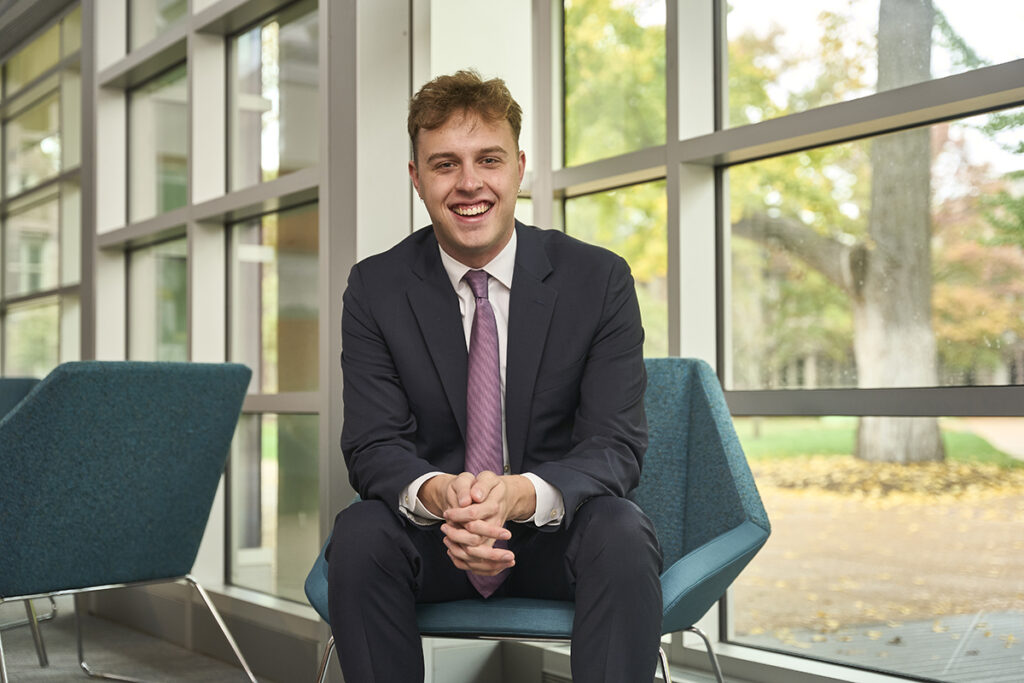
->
[0,377,54,669]
[0,361,255,683]
[305,357,771,683]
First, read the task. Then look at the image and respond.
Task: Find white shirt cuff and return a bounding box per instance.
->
[399,472,445,526]
[521,473,564,527]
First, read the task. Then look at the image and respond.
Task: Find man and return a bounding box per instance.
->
[328,70,662,682]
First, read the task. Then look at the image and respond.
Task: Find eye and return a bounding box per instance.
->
[481,157,501,165]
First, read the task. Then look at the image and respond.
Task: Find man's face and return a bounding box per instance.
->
[409,111,526,269]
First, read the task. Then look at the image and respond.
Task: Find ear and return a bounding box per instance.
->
[517,150,526,185]
[408,159,422,197]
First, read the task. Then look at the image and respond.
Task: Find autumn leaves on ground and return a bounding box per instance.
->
[733,454,1024,650]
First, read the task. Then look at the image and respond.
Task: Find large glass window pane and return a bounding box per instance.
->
[229,0,319,191]
[731,415,1024,682]
[4,298,59,377]
[129,64,187,223]
[128,0,187,51]
[3,24,60,95]
[4,92,61,197]
[563,0,665,166]
[128,238,187,361]
[726,1,1024,127]
[4,191,59,297]
[230,412,319,602]
[565,181,668,357]
[728,107,1024,391]
[231,203,319,393]
[428,0,534,174]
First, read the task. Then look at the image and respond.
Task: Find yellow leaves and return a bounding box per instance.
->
[932,620,948,633]
[751,454,1024,505]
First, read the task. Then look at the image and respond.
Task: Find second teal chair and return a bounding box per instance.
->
[306,357,771,683]
[0,361,255,682]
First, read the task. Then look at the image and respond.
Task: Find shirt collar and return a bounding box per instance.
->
[439,227,517,292]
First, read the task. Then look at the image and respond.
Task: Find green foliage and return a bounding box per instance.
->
[564,0,665,166]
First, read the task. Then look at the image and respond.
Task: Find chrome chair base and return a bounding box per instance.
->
[0,597,57,668]
[0,576,257,683]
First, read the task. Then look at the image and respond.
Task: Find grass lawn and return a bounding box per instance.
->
[733,416,1023,469]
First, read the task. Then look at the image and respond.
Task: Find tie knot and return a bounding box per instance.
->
[464,270,489,299]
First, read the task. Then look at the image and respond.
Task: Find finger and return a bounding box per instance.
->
[448,472,477,508]
[469,471,503,503]
[440,522,488,547]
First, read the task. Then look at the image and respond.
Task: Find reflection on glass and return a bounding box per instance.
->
[429,0,533,173]
[129,64,187,222]
[726,1,1024,127]
[128,0,187,51]
[230,412,319,602]
[62,6,82,57]
[61,69,82,170]
[128,239,187,361]
[728,107,1024,390]
[231,203,319,393]
[731,415,1024,683]
[60,182,81,285]
[229,0,318,190]
[565,181,668,357]
[4,298,59,377]
[563,0,665,166]
[5,192,59,297]
[4,23,60,94]
[4,92,61,196]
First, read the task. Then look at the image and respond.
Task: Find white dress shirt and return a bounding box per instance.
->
[399,230,566,527]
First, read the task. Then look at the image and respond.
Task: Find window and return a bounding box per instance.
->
[128,64,188,223]
[1,7,82,379]
[128,238,188,361]
[563,0,665,166]
[728,108,1024,390]
[128,0,187,51]
[229,0,319,191]
[565,181,668,357]
[725,0,1024,127]
[229,202,319,601]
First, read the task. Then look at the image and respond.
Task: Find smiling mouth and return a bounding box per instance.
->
[451,202,492,217]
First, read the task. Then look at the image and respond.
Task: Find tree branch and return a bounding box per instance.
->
[733,213,867,298]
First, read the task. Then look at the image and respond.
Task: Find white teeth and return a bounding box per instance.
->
[453,203,490,216]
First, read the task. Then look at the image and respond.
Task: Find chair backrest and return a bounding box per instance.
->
[0,361,251,598]
[0,377,40,419]
[635,357,769,568]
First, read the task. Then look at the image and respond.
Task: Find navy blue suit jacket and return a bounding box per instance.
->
[340,221,647,529]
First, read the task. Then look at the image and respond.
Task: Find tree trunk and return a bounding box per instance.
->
[854,0,945,463]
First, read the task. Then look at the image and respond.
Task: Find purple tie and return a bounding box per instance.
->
[463,269,508,597]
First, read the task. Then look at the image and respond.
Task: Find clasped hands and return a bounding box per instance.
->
[420,471,535,577]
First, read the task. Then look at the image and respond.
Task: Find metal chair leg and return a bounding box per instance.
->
[75,579,257,682]
[0,629,9,683]
[0,598,57,631]
[685,626,725,683]
[658,645,673,682]
[25,600,49,667]
[315,636,336,683]
[185,577,258,683]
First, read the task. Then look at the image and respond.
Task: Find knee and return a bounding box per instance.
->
[328,500,406,583]
[573,497,662,576]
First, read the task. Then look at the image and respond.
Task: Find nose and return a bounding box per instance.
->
[456,166,483,192]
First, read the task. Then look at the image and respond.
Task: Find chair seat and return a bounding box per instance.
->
[417,597,574,639]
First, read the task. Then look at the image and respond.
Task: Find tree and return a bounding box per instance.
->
[733,0,946,462]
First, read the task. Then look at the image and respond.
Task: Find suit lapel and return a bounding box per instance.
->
[506,224,557,473]
[408,235,468,440]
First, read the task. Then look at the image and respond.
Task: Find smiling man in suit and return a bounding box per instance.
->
[327,70,663,682]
